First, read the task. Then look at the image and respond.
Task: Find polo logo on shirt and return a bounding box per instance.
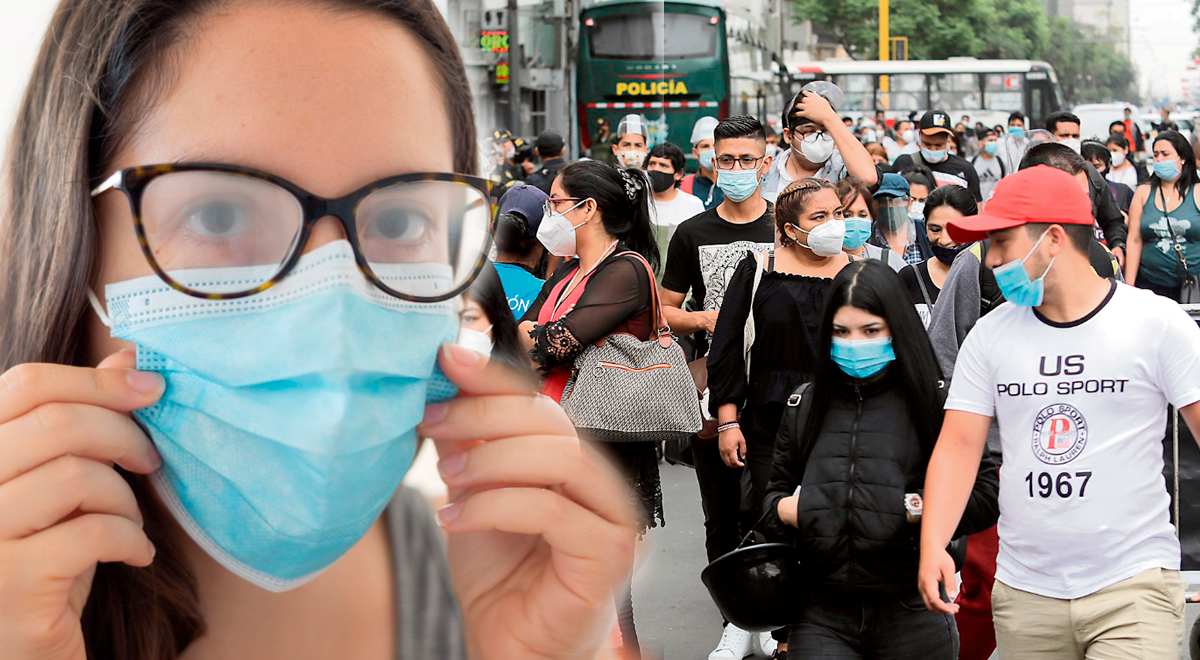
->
[1032,403,1089,465]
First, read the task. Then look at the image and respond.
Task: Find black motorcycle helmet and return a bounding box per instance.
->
[700,542,800,632]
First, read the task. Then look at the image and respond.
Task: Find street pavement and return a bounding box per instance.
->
[632,461,774,660]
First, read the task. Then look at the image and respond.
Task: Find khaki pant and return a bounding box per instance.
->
[992,567,1185,660]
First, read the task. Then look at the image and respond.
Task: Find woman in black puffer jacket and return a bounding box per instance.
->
[763,259,999,660]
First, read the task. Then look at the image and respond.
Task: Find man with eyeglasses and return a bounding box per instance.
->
[760,87,882,204]
[660,115,779,660]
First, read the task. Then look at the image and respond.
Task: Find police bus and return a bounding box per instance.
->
[577,0,777,167]
[782,58,1063,129]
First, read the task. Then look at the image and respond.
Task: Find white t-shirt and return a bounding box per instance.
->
[651,190,706,239]
[946,283,1200,599]
[1107,164,1139,190]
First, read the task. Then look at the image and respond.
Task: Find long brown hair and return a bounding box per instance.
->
[0,1,476,658]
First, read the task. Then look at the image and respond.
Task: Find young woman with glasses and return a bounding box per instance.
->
[0,2,636,659]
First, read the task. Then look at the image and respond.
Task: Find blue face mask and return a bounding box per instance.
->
[90,241,458,591]
[1008,126,1026,140]
[921,147,947,163]
[699,149,716,170]
[716,168,761,202]
[984,141,1000,156]
[993,229,1056,307]
[843,217,873,250]
[1155,159,1181,181]
[831,337,896,379]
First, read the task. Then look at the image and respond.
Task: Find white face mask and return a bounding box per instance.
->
[616,149,646,169]
[901,129,915,144]
[909,201,926,222]
[1059,138,1082,154]
[796,132,836,164]
[1111,151,1127,168]
[791,219,846,257]
[536,199,588,257]
[457,326,493,358]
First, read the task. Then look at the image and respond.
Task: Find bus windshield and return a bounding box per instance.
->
[588,12,718,60]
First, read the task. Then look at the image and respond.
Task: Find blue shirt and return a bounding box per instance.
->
[494,262,546,319]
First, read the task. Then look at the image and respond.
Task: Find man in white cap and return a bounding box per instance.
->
[612,113,650,169]
[680,116,725,210]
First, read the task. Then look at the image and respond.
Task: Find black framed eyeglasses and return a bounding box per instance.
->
[713,155,766,171]
[91,163,494,302]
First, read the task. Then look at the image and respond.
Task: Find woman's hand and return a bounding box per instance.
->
[718,427,746,468]
[0,350,163,660]
[776,494,799,528]
[418,344,638,660]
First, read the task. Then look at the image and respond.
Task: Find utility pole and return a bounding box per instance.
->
[507,0,521,134]
[878,0,889,111]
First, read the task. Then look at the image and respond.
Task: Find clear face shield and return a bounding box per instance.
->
[876,196,914,245]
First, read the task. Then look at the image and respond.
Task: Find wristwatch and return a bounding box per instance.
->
[904,493,923,523]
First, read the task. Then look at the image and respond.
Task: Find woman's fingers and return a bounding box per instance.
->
[420,393,575,444]
[17,513,155,580]
[918,549,960,615]
[0,360,164,426]
[438,487,634,596]
[438,435,636,529]
[0,456,142,539]
[431,343,539,398]
[0,403,162,482]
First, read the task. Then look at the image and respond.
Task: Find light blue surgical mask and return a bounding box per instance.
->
[984,141,1000,156]
[843,217,873,250]
[699,149,716,170]
[89,241,458,592]
[1155,159,1181,182]
[1008,126,1026,140]
[716,168,761,202]
[921,147,947,164]
[831,337,895,379]
[993,229,1056,307]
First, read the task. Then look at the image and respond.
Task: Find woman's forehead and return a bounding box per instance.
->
[115,3,454,197]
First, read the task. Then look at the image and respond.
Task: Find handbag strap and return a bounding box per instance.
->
[914,264,935,310]
[744,250,770,381]
[610,250,672,342]
[1158,183,1196,284]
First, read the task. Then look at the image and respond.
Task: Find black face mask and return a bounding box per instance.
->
[649,170,677,193]
[930,242,967,266]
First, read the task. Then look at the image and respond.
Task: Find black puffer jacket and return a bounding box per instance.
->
[763,370,999,596]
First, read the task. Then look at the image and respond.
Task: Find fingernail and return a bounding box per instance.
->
[136,507,145,526]
[147,441,163,469]
[148,540,157,560]
[126,370,165,395]
[444,343,483,367]
[423,402,449,426]
[438,452,467,479]
[436,502,462,527]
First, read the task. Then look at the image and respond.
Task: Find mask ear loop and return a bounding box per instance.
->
[87,289,114,329]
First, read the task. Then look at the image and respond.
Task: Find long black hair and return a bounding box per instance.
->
[801,260,946,459]
[559,160,661,272]
[1153,130,1200,197]
[467,261,530,371]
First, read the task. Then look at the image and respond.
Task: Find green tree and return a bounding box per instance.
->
[1041,16,1137,106]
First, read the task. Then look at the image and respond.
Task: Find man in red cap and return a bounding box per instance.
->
[916,165,1200,658]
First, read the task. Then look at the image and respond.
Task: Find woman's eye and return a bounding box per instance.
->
[461,314,479,325]
[366,207,432,242]
[184,200,250,238]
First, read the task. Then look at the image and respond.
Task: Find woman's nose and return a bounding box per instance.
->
[302,215,351,254]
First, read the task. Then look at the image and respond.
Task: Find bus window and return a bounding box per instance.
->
[831,74,875,112]
[881,73,926,113]
[984,73,1023,112]
[588,11,717,60]
[931,73,982,112]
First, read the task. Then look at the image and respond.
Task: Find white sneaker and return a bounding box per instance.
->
[708,624,754,660]
[758,631,778,657]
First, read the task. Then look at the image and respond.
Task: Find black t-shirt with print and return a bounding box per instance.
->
[661,204,776,313]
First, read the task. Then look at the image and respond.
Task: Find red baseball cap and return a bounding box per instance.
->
[946,165,1094,243]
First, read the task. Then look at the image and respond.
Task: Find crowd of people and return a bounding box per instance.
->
[477,82,1200,660]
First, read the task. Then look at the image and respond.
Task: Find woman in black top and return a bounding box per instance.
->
[764,260,999,659]
[517,159,659,659]
[898,185,975,327]
[707,178,853,654]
